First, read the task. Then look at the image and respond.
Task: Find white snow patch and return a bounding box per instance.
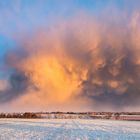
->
[0,119,139,140]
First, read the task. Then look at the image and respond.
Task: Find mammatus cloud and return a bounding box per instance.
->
[0,10,140,111]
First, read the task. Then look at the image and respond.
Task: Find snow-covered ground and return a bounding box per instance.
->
[0,119,140,140]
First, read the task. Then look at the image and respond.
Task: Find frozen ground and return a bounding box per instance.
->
[0,119,140,140]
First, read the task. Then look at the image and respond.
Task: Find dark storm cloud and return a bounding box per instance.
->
[80,44,140,109]
[0,70,31,102]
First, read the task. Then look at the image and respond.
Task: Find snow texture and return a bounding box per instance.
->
[0,119,140,140]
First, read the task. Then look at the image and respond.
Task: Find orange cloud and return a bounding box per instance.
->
[1,11,140,111]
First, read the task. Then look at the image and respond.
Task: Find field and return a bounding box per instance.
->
[0,119,140,140]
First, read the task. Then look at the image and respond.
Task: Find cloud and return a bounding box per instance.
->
[1,2,140,111]
[0,69,38,103]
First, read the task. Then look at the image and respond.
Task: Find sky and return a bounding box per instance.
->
[0,0,140,112]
